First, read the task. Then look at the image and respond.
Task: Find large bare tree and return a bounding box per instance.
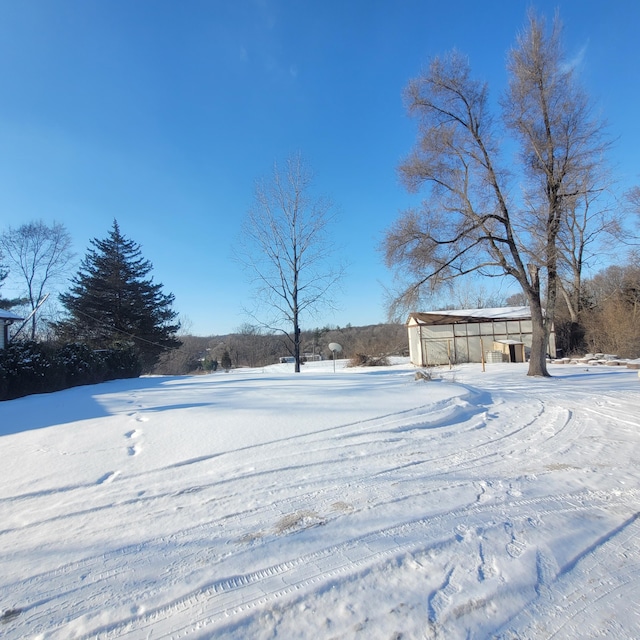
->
[0,220,74,339]
[383,12,609,376]
[237,153,343,372]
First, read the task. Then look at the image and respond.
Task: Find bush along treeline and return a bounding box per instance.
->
[0,341,142,401]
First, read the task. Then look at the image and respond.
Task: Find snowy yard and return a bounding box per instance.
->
[1,358,639,639]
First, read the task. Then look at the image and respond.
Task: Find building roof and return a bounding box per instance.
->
[407,306,532,326]
[0,308,23,322]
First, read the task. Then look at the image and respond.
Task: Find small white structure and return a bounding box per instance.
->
[0,308,23,349]
[407,307,556,367]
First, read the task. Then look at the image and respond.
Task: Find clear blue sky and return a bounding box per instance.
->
[1,1,638,336]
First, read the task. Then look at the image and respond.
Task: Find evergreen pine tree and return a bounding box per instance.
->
[56,220,181,372]
[220,349,232,371]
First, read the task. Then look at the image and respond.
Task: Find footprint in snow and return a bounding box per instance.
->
[504,520,528,558]
[428,567,459,623]
[455,523,473,541]
[478,541,500,580]
[127,412,148,422]
[506,540,527,558]
[125,430,142,456]
[97,470,120,485]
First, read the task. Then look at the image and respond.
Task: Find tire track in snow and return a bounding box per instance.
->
[4,372,639,638]
[99,493,640,639]
[370,400,574,481]
[495,510,640,639]
[0,392,620,556]
[8,487,638,640]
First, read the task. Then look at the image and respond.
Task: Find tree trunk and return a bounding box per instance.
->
[294,324,301,373]
[527,299,550,377]
[560,285,579,324]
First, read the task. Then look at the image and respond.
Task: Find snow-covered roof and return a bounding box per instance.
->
[0,308,23,322]
[407,306,532,326]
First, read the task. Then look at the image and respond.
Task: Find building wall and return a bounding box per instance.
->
[408,317,555,366]
[407,322,422,366]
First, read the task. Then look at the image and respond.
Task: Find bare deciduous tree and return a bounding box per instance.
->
[0,220,74,339]
[383,11,609,376]
[152,335,208,375]
[224,324,273,368]
[557,181,619,323]
[237,153,344,372]
[581,260,640,357]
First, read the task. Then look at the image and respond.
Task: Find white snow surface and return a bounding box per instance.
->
[412,306,533,321]
[1,359,640,639]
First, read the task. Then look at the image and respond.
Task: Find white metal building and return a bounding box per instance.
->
[407,306,556,367]
[0,308,22,349]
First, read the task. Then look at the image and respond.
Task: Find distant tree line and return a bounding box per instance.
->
[152,323,408,375]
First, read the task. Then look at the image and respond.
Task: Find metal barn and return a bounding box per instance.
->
[407,307,556,367]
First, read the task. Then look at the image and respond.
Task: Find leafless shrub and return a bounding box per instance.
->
[347,353,390,367]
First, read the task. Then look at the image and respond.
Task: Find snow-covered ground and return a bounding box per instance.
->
[1,358,639,639]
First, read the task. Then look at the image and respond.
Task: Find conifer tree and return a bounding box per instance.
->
[220,349,232,371]
[56,220,181,372]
